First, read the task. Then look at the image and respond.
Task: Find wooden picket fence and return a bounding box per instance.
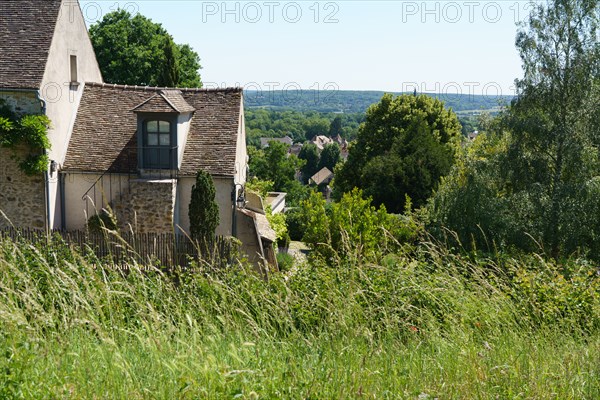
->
[0,228,240,269]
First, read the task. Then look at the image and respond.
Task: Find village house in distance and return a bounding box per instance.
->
[0,0,275,266]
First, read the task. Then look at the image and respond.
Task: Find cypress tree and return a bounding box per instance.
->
[159,37,180,87]
[189,169,220,244]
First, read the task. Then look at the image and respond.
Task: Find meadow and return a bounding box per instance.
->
[0,233,598,399]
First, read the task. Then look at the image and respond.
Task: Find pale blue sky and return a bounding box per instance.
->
[80,1,537,95]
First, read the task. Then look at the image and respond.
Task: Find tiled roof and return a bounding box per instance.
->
[0,0,63,89]
[180,88,242,176]
[63,83,242,177]
[163,90,195,113]
[310,167,334,186]
[311,135,333,151]
[131,90,195,114]
[132,94,178,113]
[260,136,293,148]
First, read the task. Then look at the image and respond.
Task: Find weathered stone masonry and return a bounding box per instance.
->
[118,179,177,233]
[0,148,46,229]
[0,92,42,116]
[0,92,46,230]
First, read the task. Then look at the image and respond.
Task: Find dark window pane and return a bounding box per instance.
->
[147,133,158,146]
[147,120,158,133]
[159,121,170,133]
[142,120,174,169]
[159,134,171,146]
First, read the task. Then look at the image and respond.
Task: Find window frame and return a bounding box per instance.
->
[138,115,177,170]
[70,54,78,83]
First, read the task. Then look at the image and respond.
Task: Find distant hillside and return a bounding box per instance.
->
[244,89,513,114]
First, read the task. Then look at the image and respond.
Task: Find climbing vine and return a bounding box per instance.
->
[0,100,51,175]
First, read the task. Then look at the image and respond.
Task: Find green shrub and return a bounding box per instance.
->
[285,208,304,241]
[0,105,51,175]
[87,208,118,233]
[510,256,600,332]
[276,251,294,272]
[266,207,288,250]
[298,188,421,263]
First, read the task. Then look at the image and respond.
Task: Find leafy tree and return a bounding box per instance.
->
[248,142,304,191]
[506,0,600,258]
[245,176,275,199]
[247,146,268,178]
[318,143,341,171]
[244,109,363,145]
[176,44,202,88]
[266,208,290,249]
[335,94,461,213]
[189,169,220,243]
[285,208,305,241]
[329,116,343,137]
[431,0,600,259]
[159,38,179,87]
[265,142,304,190]
[89,10,202,87]
[429,130,514,250]
[281,179,313,207]
[298,143,320,183]
[303,118,330,140]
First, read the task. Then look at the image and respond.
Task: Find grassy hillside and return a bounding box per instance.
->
[0,233,598,398]
[245,89,513,114]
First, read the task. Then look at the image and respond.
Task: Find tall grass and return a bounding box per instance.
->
[0,233,598,398]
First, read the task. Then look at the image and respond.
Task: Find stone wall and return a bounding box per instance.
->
[0,148,46,229]
[0,91,42,116]
[118,179,176,233]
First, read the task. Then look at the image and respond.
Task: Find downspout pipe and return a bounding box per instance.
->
[59,173,66,230]
[174,180,181,235]
[231,183,237,237]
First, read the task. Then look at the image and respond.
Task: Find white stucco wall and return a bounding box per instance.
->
[235,98,248,186]
[64,173,236,235]
[177,176,234,236]
[63,172,129,230]
[177,113,193,167]
[173,97,249,238]
[40,0,103,228]
[41,0,103,164]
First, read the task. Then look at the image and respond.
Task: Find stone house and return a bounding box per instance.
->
[310,167,334,201]
[259,135,293,148]
[310,134,349,159]
[61,83,247,237]
[0,0,274,266]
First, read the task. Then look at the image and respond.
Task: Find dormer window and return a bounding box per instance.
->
[132,90,196,173]
[143,119,174,169]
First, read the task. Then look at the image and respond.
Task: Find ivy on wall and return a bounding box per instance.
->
[0,100,51,175]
